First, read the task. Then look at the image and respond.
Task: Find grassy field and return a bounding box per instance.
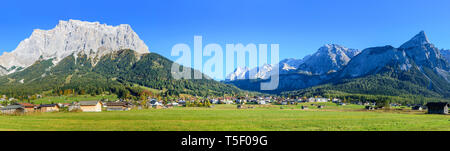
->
[0,103,448,131]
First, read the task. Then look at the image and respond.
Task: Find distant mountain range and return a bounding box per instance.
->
[0,20,448,101]
[0,20,243,97]
[226,31,450,99]
[226,44,360,81]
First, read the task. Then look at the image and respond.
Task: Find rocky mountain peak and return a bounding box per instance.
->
[297,44,360,75]
[0,19,149,70]
[400,31,430,49]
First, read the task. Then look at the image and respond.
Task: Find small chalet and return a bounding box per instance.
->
[258,100,266,105]
[426,102,449,114]
[301,106,308,110]
[317,105,325,109]
[18,103,36,112]
[79,101,103,112]
[106,102,128,111]
[38,104,60,112]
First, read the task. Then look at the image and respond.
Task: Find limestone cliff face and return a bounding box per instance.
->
[0,19,149,70]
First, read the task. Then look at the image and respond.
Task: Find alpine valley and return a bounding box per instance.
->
[0,20,243,98]
[226,31,450,103]
[0,20,449,104]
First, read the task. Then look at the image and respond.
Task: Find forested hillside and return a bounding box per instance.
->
[0,49,244,99]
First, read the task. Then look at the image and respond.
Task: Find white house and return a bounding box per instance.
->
[316,98,328,102]
[79,101,103,112]
[258,100,266,105]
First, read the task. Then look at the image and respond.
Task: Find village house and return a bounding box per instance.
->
[106,102,129,111]
[426,102,449,114]
[332,98,341,103]
[18,103,36,112]
[236,99,247,104]
[258,100,266,105]
[301,106,308,110]
[79,101,103,112]
[306,97,328,102]
[209,99,219,104]
[0,105,24,114]
[317,105,325,109]
[316,98,328,102]
[38,104,60,112]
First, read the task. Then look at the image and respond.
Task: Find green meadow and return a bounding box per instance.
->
[0,103,448,131]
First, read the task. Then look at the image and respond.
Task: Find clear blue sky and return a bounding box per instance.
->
[1,0,450,71]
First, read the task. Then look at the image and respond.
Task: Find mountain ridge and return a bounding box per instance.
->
[0,19,149,70]
[0,49,244,98]
[227,31,450,99]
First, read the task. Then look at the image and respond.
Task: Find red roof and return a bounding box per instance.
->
[18,103,35,108]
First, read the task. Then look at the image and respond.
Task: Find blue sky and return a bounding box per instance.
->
[1,0,450,78]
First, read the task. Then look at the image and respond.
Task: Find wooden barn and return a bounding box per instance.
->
[79,101,103,112]
[18,103,36,112]
[425,102,449,114]
[38,104,60,112]
[0,105,25,114]
[106,102,128,111]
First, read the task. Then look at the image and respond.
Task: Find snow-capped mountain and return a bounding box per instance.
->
[227,31,450,96]
[297,44,360,75]
[0,19,149,71]
[225,58,305,81]
[226,44,359,81]
[226,66,250,80]
[280,58,307,72]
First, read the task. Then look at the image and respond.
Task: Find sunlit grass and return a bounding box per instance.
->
[0,104,448,131]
